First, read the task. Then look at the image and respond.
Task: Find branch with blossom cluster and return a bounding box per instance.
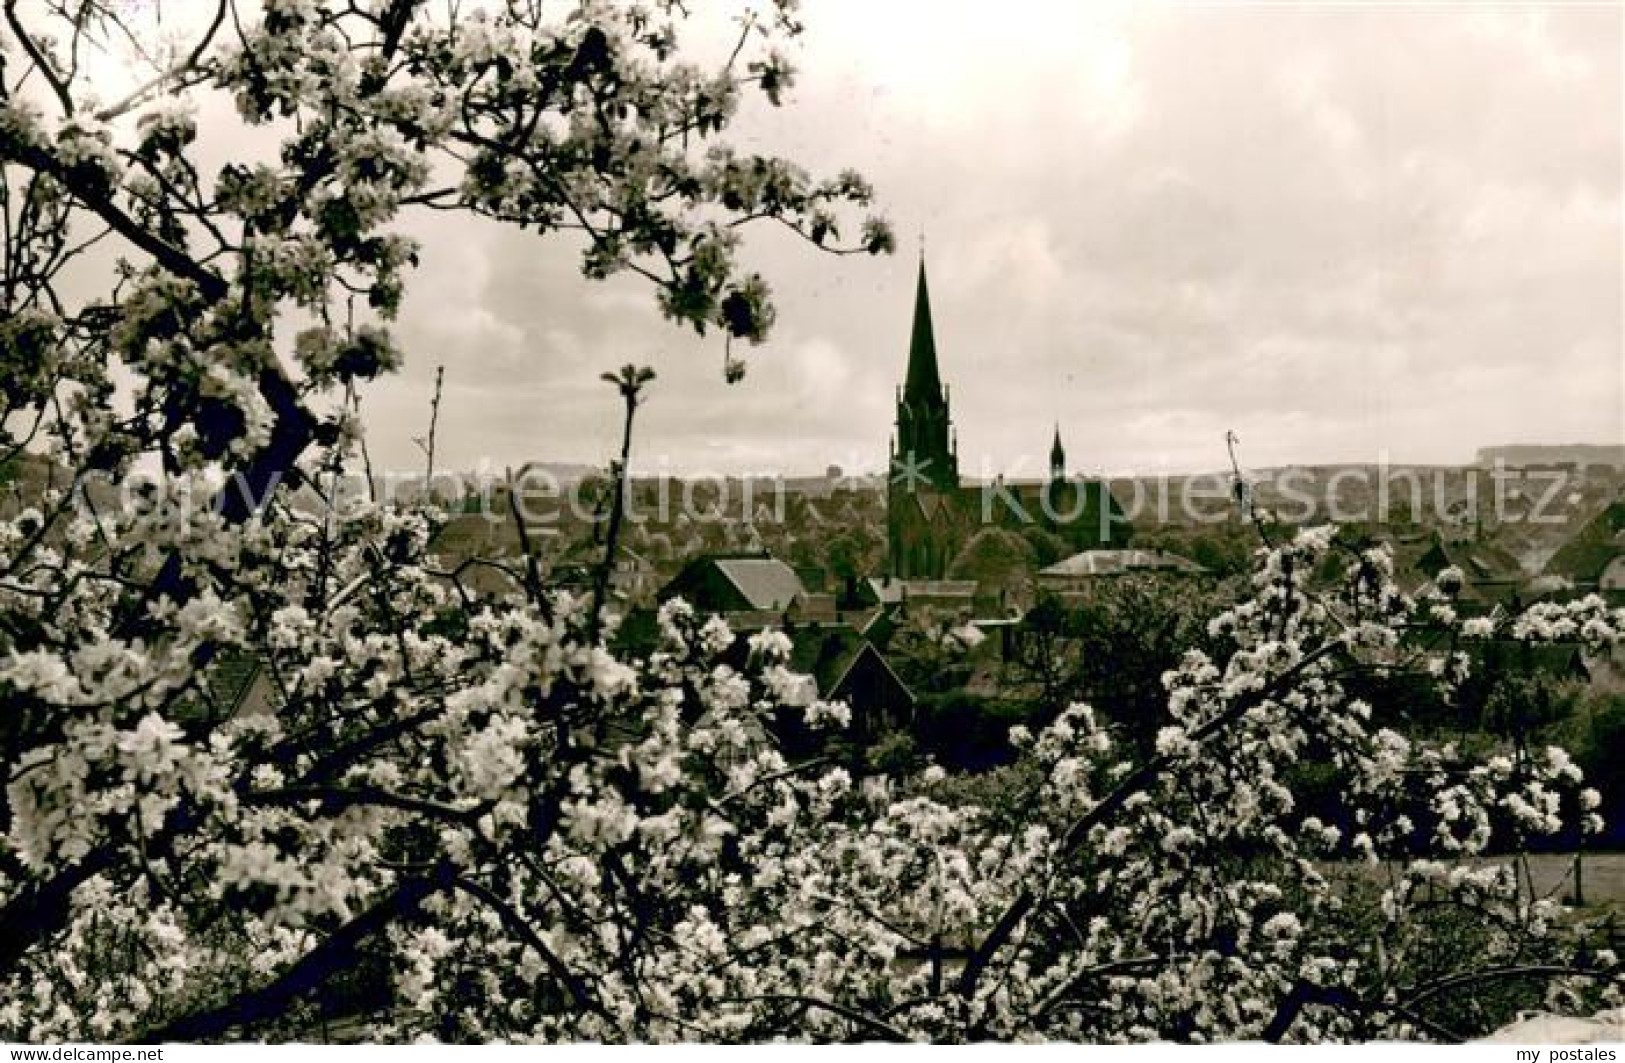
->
[2,505,1620,1040]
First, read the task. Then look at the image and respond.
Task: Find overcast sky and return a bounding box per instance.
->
[351,2,1623,478]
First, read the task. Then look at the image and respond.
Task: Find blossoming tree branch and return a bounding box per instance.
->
[0,0,1621,1044]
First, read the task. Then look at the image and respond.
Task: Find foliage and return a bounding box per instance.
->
[884,607,979,696]
[1006,575,1236,753]
[1020,526,1071,568]
[945,527,1036,600]
[822,522,883,592]
[911,692,1033,772]
[1134,523,1256,579]
[864,729,923,778]
[1567,691,1625,849]
[0,0,892,477]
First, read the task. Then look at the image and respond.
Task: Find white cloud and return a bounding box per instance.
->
[349,1,1620,477]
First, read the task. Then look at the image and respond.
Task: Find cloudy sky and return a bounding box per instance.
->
[353,2,1623,478]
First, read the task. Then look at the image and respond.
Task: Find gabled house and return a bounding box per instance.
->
[895,579,979,614]
[1036,548,1206,591]
[1413,530,1527,611]
[1544,499,1625,596]
[426,513,528,598]
[787,625,915,741]
[858,576,906,608]
[1462,638,1591,684]
[657,554,811,629]
[552,542,658,604]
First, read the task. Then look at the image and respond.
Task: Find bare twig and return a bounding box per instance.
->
[448,874,613,1023]
[1226,428,1275,549]
[590,364,654,641]
[504,465,549,611]
[92,0,229,122]
[719,994,911,1042]
[414,364,444,494]
[348,382,378,505]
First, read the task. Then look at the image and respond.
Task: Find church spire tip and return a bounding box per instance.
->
[904,252,943,404]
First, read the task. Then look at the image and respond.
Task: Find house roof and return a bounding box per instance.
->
[206,652,263,713]
[1421,534,1524,582]
[1039,549,1207,577]
[429,513,502,560]
[861,577,977,606]
[712,557,807,611]
[857,606,897,645]
[788,626,914,706]
[657,554,810,614]
[789,626,867,691]
[1545,500,1625,582]
[944,527,1038,585]
[179,651,268,723]
[556,531,652,566]
[786,592,838,620]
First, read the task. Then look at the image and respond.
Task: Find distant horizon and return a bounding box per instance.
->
[358,438,1625,486]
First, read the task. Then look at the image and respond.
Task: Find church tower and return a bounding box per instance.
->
[890,258,959,491]
[883,255,1130,581]
[887,256,962,579]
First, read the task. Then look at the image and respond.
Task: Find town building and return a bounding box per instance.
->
[1035,548,1208,594]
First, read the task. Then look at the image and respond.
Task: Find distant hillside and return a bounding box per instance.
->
[515,461,598,483]
[1475,444,1625,469]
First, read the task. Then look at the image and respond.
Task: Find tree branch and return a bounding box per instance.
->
[722,993,912,1042]
[957,640,1343,1000]
[447,874,613,1025]
[142,866,455,1042]
[244,784,488,824]
[4,1,75,117]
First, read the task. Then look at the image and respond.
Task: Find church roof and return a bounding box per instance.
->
[904,258,944,405]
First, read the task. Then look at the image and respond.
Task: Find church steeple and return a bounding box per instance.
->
[891,254,958,493]
[905,258,945,406]
[1050,424,1066,481]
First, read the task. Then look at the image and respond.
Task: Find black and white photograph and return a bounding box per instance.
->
[0,0,1623,1047]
